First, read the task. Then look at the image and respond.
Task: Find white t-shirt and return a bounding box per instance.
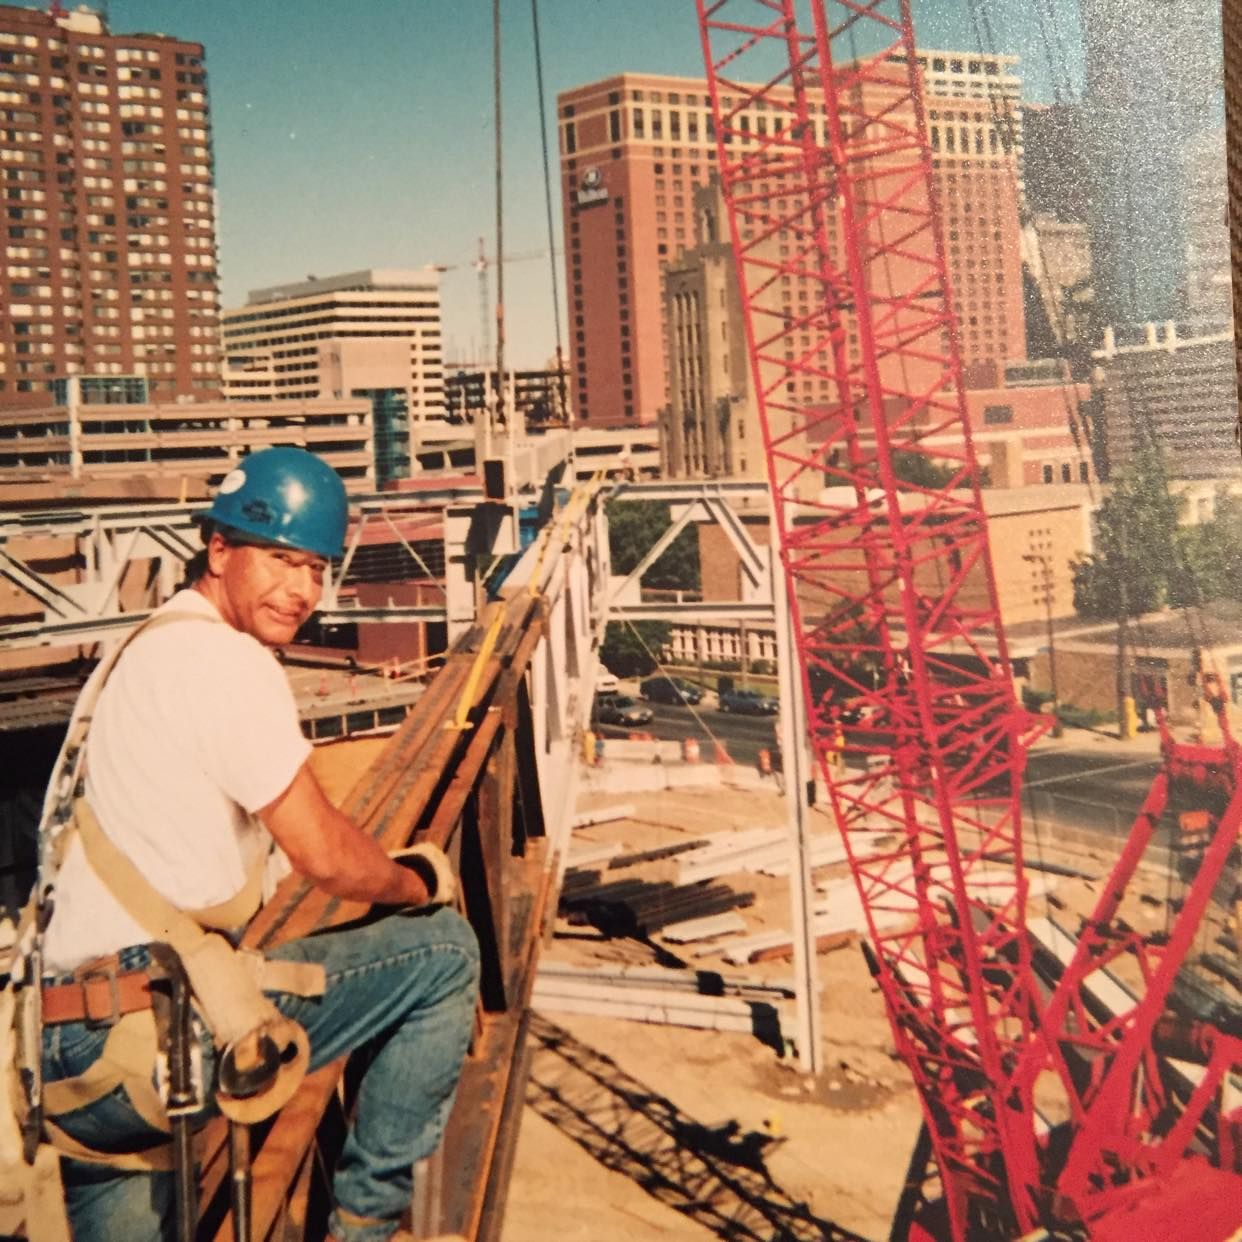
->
[42,589,312,974]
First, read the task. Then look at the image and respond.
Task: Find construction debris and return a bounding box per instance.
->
[564,840,626,870]
[571,804,636,830]
[661,911,749,944]
[559,876,755,938]
[532,962,794,1036]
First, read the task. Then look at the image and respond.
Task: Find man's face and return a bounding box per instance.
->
[207,534,326,647]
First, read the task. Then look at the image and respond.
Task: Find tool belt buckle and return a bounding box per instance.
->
[79,963,122,1029]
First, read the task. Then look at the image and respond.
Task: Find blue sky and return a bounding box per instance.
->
[99,1,1088,367]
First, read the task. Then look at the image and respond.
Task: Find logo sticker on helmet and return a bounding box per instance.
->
[241,498,275,526]
[217,469,247,495]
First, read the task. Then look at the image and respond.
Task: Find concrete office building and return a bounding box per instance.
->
[221,268,445,422]
[0,3,220,407]
[558,51,1026,428]
[1079,0,1223,326]
[1094,322,1239,481]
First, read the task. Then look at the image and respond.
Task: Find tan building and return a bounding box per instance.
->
[0,4,220,407]
[558,51,1026,428]
[658,180,764,481]
[0,379,375,491]
[221,269,445,422]
[696,482,1091,625]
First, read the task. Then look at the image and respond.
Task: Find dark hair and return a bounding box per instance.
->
[178,521,250,588]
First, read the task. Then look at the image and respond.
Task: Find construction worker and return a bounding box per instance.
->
[34,447,479,1242]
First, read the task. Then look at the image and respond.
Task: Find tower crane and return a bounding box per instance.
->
[445,237,561,368]
[694,2,1242,1238]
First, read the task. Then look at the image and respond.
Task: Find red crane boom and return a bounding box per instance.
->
[695,1,1242,1237]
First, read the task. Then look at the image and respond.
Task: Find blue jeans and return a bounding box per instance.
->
[42,907,479,1242]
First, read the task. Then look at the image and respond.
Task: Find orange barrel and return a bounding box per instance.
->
[713,739,732,765]
[682,736,701,764]
[757,747,772,775]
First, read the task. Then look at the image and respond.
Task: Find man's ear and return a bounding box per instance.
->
[204,531,231,577]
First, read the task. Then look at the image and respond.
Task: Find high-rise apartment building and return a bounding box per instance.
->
[221,268,445,421]
[0,4,220,407]
[558,52,1026,428]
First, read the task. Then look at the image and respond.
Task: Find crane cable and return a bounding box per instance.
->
[530,0,569,424]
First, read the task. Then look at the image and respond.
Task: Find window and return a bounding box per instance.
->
[1042,464,1053,484]
[982,404,1012,425]
[1061,463,1071,483]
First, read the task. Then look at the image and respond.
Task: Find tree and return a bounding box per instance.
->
[599,620,671,678]
[891,449,961,491]
[1170,493,1242,607]
[606,499,701,592]
[1071,440,1181,619]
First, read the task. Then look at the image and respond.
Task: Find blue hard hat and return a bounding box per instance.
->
[197,447,348,559]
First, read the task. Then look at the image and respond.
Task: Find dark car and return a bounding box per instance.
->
[639,675,703,706]
[719,688,779,715]
[595,694,654,727]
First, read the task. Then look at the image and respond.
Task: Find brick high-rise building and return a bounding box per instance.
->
[558,51,1026,428]
[0,3,219,408]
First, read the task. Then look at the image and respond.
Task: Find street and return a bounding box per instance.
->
[595,697,779,765]
[598,688,1168,839]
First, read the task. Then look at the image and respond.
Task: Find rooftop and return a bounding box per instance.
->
[244,268,443,307]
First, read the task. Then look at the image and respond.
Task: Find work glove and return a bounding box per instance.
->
[390,842,457,907]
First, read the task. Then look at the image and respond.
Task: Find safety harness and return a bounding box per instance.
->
[2,610,325,1239]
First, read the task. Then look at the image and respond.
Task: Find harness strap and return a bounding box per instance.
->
[41,1010,167,1132]
[40,1116,193,1174]
[75,797,265,940]
[1,988,71,1241]
[30,607,320,1167]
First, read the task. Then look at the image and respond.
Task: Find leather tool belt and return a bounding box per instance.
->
[41,955,154,1028]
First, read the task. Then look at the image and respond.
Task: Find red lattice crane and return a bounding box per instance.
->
[694,2,1242,1238]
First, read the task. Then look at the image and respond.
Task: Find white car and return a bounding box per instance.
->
[595,668,620,694]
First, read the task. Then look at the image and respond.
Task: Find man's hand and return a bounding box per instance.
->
[390,843,457,906]
[259,763,446,907]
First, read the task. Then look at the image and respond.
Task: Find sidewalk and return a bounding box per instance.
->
[1027,721,1163,759]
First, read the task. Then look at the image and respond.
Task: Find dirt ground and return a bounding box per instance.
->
[308,740,1232,1242]
[501,783,922,1242]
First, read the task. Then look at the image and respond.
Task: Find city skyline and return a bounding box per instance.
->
[95,0,1091,370]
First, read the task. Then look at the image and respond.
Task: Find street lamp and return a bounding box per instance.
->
[1023,553,1062,738]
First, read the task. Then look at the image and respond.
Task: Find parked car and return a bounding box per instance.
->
[718,688,779,715]
[594,694,654,727]
[639,675,703,706]
[595,667,620,695]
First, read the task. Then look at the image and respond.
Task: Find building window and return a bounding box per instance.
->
[1079,461,1089,483]
[982,404,1012,425]
[1060,463,1071,483]
[1042,464,1053,484]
